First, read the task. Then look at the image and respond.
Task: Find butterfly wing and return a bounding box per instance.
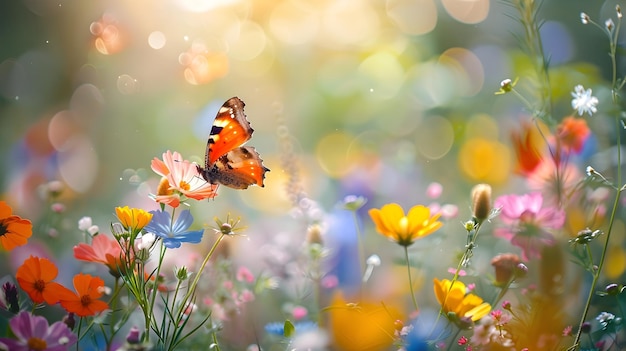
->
[205,97,253,168]
[206,146,269,189]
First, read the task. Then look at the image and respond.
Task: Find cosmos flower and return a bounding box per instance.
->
[144,209,204,249]
[60,274,109,317]
[151,150,218,207]
[16,256,73,305]
[73,234,124,277]
[368,203,442,247]
[494,192,565,261]
[571,84,598,116]
[0,311,77,351]
[0,201,32,251]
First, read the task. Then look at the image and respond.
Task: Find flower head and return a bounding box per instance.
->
[433,278,491,323]
[151,150,218,207]
[144,209,204,249]
[73,234,124,277]
[511,121,545,176]
[328,292,403,350]
[369,203,442,247]
[115,206,153,234]
[60,274,109,317]
[0,311,77,351]
[494,192,565,260]
[16,256,73,305]
[555,116,591,154]
[0,201,33,251]
[571,84,598,116]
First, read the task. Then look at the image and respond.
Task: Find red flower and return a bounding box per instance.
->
[16,256,73,305]
[511,121,544,176]
[60,274,109,317]
[0,201,32,251]
[74,234,123,277]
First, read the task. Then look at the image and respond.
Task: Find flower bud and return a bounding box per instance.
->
[500,79,513,92]
[126,326,141,344]
[306,224,324,245]
[63,313,76,330]
[491,253,521,286]
[471,184,492,224]
[580,12,590,24]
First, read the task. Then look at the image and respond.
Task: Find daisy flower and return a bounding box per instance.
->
[571,84,598,116]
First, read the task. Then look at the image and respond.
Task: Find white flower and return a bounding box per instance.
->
[87,225,99,235]
[571,84,599,116]
[78,216,93,231]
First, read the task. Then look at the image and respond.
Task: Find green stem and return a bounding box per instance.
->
[182,234,226,309]
[351,211,365,288]
[404,246,418,313]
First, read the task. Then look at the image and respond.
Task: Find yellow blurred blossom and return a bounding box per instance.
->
[433,278,491,323]
[327,292,403,351]
[369,203,442,247]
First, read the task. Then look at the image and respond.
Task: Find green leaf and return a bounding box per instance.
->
[283,320,295,338]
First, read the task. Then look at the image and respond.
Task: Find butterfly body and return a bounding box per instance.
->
[196,97,269,189]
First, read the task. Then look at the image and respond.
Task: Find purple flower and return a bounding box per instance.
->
[494,192,565,261]
[0,311,77,351]
[144,210,204,249]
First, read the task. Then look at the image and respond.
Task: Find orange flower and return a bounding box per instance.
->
[74,234,124,277]
[369,203,442,247]
[60,274,109,317]
[16,256,73,305]
[555,116,590,154]
[0,201,33,251]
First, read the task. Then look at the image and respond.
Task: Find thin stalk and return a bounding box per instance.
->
[404,246,418,313]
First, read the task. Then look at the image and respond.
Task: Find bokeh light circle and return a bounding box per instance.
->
[415,116,454,160]
[148,31,167,50]
[269,0,319,45]
[386,0,437,35]
[315,132,361,178]
[441,0,489,24]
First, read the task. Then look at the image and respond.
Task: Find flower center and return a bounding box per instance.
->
[157,177,174,196]
[0,221,7,236]
[27,337,47,350]
[34,279,46,292]
[81,294,93,307]
[519,210,535,223]
[399,216,409,235]
[179,180,191,191]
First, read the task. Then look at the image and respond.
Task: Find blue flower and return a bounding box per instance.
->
[264,321,317,336]
[144,210,204,249]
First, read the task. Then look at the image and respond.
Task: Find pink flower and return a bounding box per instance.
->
[151,150,218,207]
[494,192,565,261]
[236,266,255,283]
[0,311,77,350]
[73,234,123,277]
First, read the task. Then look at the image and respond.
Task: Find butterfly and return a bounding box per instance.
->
[196,97,269,189]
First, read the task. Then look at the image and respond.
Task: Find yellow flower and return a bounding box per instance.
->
[368,203,442,247]
[433,278,491,323]
[115,206,153,232]
[327,292,403,351]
